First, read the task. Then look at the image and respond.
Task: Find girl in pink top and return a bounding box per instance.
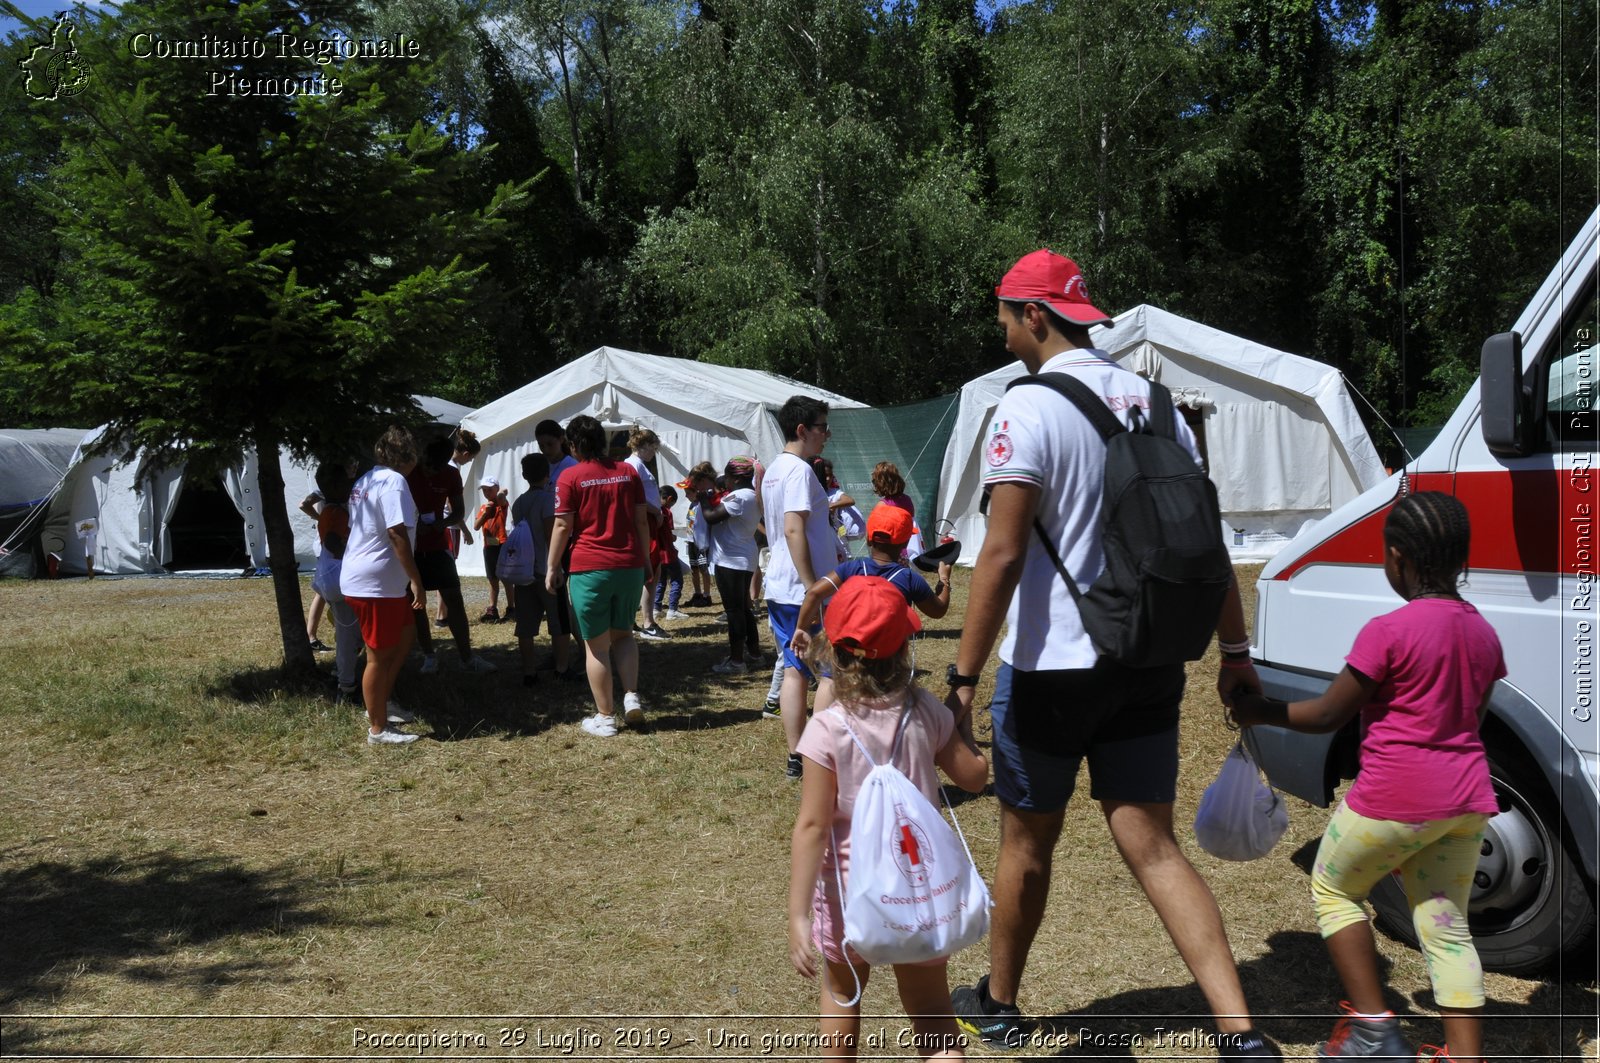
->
[788,576,988,1063]
[1230,492,1504,1063]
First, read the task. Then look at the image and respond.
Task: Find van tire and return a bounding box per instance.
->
[1369,754,1596,974]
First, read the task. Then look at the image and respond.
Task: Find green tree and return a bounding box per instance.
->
[1,0,521,675]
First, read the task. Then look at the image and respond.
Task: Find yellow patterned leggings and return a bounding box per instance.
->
[1311,802,1490,1008]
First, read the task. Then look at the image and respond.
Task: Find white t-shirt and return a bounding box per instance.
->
[709,487,761,572]
[983,349,1203,671]
[511,485,555,578]
[759,451,835,605]
[625,454,661,516]
[340,466,419,599]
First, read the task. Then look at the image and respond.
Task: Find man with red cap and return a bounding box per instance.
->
[945,250,1276,1059]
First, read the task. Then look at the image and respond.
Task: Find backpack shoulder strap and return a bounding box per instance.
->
[1006,372,1125,441]
[829,706,879,768]
[1143,384,1178,439]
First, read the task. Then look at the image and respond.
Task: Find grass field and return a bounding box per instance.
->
[0,569,1594,1060]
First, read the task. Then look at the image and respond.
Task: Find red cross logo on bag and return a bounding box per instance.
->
[891,810,932,887]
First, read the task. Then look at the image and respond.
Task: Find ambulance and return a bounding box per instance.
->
[1246,206,1599,972]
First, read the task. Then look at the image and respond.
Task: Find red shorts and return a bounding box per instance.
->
[347,595,414,650]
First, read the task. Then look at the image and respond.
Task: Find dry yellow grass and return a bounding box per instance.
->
[0,569,1593,1060]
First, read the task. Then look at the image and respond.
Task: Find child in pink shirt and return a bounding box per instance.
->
[1230,492,1504,1062]
[788,576,988,1062]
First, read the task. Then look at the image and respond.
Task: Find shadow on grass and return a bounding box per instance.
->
[1023,928,1595,1057]
[0,851,345,1016]
[205,664,335,704]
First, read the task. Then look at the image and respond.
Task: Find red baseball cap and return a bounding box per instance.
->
[866,503,914,546]
[824,576,921,659]
[995,250,1114,328]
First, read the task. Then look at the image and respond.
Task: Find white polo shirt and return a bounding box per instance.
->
[982,349,1202,671]
[760,451,835,605]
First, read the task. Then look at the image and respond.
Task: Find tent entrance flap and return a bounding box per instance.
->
[827,394,960,538]
[166,476,248,572]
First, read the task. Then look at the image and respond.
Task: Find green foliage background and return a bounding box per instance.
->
[2,0,1597,453]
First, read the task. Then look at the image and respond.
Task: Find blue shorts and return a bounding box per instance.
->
[990,660,1184,813]
[767,600,826,679]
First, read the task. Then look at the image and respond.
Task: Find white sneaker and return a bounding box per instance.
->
[463,655,497,674]
[420,654,438,675]
[664,609,690,621]
[386,700,414,724]
[622,691,644,726]
[581,713,619,737]
[711,657,748,675]
[367,727,418,745]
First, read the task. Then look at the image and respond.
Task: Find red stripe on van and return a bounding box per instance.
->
[1270,469,1597,579]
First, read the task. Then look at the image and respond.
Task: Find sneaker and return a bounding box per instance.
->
[688,593,711,607]
[385,700,415,724]
[1316,1004,1413,1059]
[785,752,804,779]
[336,685,360,707]
[560,666,585,683]
[502,606,516,622]
[367,727,418,745]
[479,607,499,623]
[420,654,439,675]
[308,638,332,653]
[433,617,448,628]
[622,691,645,726]
[636,623,670,641]
[1416,1047,1459,1062]
[711,657,749,675]
[951,975,1027,1049]
[664,609,691,621]
[713,612,728,625]
[462,655,497,674]
[580,713,619,737]
[762,698,781,719]
[1217,1029,1282,1060]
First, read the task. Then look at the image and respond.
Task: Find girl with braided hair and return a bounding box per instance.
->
[1229,492,1503,1062]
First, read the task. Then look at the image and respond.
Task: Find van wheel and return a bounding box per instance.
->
[1369,755,1596,974]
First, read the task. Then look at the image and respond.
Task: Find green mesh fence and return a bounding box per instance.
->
[826,393,961,551]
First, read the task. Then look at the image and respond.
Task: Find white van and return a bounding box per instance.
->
[1247,206,1599,973]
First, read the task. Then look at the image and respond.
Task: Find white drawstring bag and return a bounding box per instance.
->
[1193,740,1288,861]
[831,707,991,974]
[495,520,538,585]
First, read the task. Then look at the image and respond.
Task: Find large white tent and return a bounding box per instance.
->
[43,395,475,576]
[455,347,867,577]
[936,304,1386,563]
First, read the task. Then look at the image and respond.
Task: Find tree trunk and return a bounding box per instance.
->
[252,424,318,677]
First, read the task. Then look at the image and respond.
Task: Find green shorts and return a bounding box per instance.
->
[568,567,646,640]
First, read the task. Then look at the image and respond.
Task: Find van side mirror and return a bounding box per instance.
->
[1481,331,1534,456]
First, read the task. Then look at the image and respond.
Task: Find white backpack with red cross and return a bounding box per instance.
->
[831,705,991,969]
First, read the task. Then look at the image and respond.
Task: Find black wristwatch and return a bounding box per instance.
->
[946,664,979,689]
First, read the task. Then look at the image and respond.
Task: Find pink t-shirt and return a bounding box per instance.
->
[1344,597,1504,822]
[554,458,646,573]
[796,687,956,876]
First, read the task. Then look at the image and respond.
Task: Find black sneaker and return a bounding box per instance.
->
[1217,1029,1281,1060]
[951,975,1027,1049]
[785,753,803,779]
[308,638,332,653]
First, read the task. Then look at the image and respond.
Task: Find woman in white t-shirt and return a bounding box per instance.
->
[340,426,427,746]
[703,457,763,673]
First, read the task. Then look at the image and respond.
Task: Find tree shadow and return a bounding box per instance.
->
[0,851,350,1021]
[206,665,335,703]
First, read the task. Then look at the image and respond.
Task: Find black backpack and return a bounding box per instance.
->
[1005,371,1231,668]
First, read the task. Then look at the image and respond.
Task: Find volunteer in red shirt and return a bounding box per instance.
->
[547,414,655,737]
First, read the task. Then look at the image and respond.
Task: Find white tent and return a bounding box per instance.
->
[936,304,1386,563]
[44,396,476,576]
[455,347,867,577]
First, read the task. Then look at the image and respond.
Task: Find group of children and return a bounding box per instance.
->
[787,491,1500,1063]
[307,422,1499,1060]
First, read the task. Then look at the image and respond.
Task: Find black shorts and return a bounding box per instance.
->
[990,659,1185,811]
[688,542,710,569]
[482,541,503,578]
[415,550,460,591]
